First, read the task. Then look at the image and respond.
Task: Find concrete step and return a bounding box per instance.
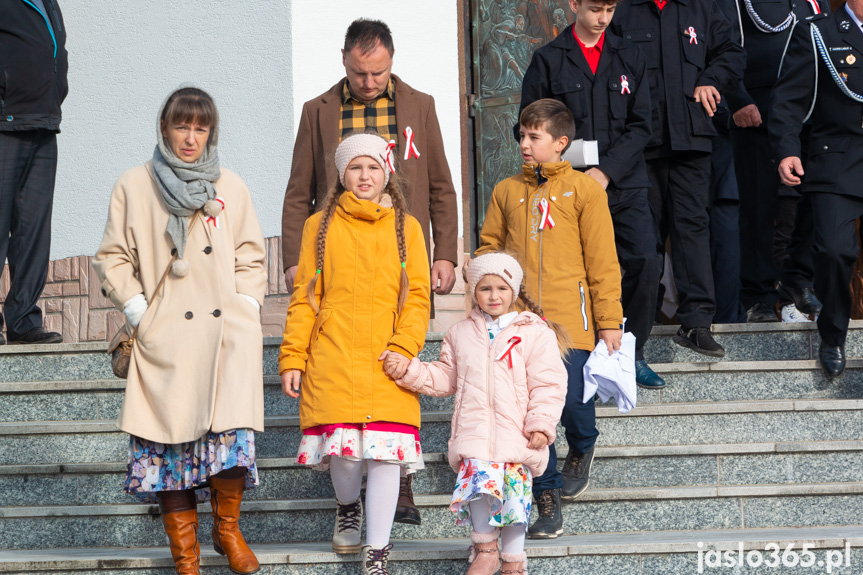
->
[3,526,862,574]
[4,360,863,423]
[1,399,860,466]
[2,484,863,550]
[2,441,862,507]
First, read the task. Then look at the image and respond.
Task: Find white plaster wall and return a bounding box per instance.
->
[51,0,462,260]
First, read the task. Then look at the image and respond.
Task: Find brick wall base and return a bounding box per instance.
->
[0,236,469,343]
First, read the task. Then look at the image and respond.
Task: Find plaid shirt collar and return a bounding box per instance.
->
[342,78,396,105]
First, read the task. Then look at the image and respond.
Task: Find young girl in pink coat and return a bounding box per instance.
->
[390,252,568,575]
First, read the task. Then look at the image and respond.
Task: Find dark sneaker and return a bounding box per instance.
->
[777,282,822,316]
[745,302,778,323]
[561,446,595,500]
[527,488,563,539]
[672,327,726,358]
[393,474,421,525]
[635,360,666,389]
[7,327,62,344]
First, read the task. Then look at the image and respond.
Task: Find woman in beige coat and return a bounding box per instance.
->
[94,87,267,575]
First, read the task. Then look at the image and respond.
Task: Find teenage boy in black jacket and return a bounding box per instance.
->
[610,0,745,357]
[0,0,67,345]
[518,0,662,539]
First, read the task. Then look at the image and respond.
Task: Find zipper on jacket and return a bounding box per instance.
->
[579,281,588,331]
[20,0,58,58]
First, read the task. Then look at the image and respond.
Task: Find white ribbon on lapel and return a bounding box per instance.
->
[403,126,421,160]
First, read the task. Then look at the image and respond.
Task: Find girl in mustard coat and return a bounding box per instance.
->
[279,133,431,574]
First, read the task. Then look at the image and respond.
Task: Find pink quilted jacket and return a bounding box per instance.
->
[397,308,567,476]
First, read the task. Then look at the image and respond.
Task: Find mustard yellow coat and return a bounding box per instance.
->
[278,191,431,429]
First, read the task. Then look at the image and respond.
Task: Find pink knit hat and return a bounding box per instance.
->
[467,253,523,298]
[334,133,396,187]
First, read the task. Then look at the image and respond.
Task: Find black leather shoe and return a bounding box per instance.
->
[745,302,779,323]
[7,327,62,344]
[0,331,5,345]
[393,475,421,525]
[527,488,563,539]
[777,282,822,316]
[672,327,726,358]
[819,343,845,377]
[561,446,594,500]
[635,360,666,389]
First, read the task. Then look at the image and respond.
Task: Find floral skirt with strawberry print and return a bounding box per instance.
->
[296,422,424,472]
[450,459,533,527]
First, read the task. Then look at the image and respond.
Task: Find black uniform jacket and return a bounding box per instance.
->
[770,6,863,198]
[610,0,746,153]
[727,0,830,118]
[519,26,653,192]
[0,0,68,132]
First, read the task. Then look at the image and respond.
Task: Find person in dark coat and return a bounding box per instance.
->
[769,0,863,377]
[0,0,68,345]
[610,0,745,357]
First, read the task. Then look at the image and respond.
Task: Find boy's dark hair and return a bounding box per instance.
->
[345,19,395,56]
[520,99,576,152]
[575,0,621,6]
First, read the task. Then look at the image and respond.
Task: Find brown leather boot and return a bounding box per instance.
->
[466,530,500,575]
[210,473,260,574]
[157,490,200,575]
[393,474,421,525]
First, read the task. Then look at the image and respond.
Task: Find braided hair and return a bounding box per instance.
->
[517,283,572,356]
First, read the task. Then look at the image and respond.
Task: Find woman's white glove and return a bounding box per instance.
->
[239,293,261,312]
[123,293,148,329]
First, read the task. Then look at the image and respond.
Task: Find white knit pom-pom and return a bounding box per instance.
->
[171,259,191,277]
[203,199,222,217]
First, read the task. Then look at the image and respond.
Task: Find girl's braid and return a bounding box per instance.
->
[305,186,341,313]
[517,283,572,356]
[388,180,410,314]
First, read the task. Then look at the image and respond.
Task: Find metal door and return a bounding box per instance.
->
[467,0,575,248]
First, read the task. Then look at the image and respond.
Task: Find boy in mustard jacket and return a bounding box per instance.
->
[475,98,624,539]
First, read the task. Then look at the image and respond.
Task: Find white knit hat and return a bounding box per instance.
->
[334,133,395,187]
[467,253,523,299]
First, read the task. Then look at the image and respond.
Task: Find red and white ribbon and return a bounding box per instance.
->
[384,140,397,173]
[539,198,555,231]
[403,126,421,160]
[496,336,522,368]
[687,26,698,44]
[806,0,821,14]
[207,197,225,230]
[620,75,631,95]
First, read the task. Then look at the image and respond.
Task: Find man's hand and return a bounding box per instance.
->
[284,266,299,295]
[694,85,721,117]
[528,431,551,450]
[732,104,763,128]
[778,156,804,186]
[598,328,623,356]
[379,349,410,380]
[585,167,610,190]
[431,260,456,295]
[281,369,302,398]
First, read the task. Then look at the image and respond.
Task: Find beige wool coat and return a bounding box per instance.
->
[94,162,267,444]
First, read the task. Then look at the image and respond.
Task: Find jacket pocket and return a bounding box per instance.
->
[551,76,587,119]
[805,137,850,188]
[608,79,629,120]
[687,100,717,137]
[578,281,589,331]
[310,308,333,348]
[623,29,658,65]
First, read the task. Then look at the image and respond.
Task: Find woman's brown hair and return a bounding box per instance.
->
[517,284,572,356]
[160,87,219,143]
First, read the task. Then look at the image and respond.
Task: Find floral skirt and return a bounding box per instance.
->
[297,422,424,472]
[450,458,533,527]
[125,429,259,503]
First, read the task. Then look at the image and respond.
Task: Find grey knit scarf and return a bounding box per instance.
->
[152,98,221,260]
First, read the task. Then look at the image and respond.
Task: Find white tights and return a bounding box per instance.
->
[329,456,401,548]
[469,495,526,554]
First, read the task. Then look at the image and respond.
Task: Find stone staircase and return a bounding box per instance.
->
[1,322,863,573]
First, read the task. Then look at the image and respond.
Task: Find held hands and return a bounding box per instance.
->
[732,104,763,128]
[585,168,610,190]
[778,156,805,186]
[281,369,302,398]
[431,260,457,295]
[379,350,410,380]
[694,85,721,117]
[528,431,551,450]
[598,328,623,356]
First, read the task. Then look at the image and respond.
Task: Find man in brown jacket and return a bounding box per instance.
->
[281,19,459,525]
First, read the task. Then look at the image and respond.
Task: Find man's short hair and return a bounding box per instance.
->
[345,19,395,56]
[520,99,576,147]
[576,0,621,6]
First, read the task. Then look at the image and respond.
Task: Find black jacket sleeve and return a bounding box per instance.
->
[698,1,747,93]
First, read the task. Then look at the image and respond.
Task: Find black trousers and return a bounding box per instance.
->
[646,151,716,328]
[709,111,743,323]
[608,188,662,359]
[811,192,863,347]
[732,126,816,309]
[0,130,57,338]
